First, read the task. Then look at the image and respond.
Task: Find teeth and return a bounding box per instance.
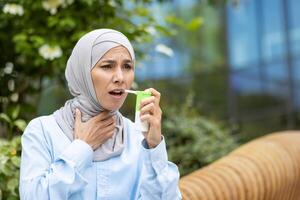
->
[111,89,124,92]
[109,89,124,95]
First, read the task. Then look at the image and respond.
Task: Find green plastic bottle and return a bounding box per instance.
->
[125,90,152,132]
[135,91,152,132]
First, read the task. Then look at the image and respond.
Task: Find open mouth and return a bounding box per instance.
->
[108,89,125,96]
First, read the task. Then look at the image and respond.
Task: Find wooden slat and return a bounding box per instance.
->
[179,131,300,200]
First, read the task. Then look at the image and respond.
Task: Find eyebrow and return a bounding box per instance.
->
[101,59,133,64]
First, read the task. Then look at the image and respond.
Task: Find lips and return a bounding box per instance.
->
[108,89,125,97]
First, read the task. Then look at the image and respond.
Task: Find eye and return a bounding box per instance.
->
[124,63,133,70]
[100,64,112,69]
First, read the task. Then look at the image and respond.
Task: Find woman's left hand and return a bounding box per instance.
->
[140,88,162,148]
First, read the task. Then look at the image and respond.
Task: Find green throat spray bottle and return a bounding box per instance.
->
[125,90,152,132]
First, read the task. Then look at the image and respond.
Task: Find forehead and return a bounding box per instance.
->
[101,45,132,60]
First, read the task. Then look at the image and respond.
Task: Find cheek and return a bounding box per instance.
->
[127,73,135,85]
[92,73,110,97]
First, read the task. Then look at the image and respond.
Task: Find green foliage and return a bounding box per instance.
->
[165,15,204,31]
[164,93,239,176]
[0,136,21,200]
[0,0,170,137]
[0,105,27,139]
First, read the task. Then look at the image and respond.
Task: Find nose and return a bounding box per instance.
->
[112,67,124,84]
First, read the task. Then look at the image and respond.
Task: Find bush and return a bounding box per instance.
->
[0,0,169,138]
[0,136,21,200]
[164,93,239,176]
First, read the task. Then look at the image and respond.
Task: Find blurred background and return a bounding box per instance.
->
[0,0,299,198]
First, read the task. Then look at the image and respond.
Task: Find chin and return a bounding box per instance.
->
[103,103,123,112]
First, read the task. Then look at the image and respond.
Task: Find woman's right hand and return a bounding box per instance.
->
[74,108,115,150]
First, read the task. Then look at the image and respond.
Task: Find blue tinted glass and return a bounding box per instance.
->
[135,48,187,80]
[226,0,259,69]
[231,66,262,93]
[261,0,285,61]
[293,59,300,106]
[289,0,300,56]
[292,58,300,83]
[265,62,289,96]
[294,92,300,107]
[265,62,288,83]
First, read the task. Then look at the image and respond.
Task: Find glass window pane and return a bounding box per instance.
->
[288,0,300,56]
[265,62,289,97]
[231,66,261,93]
[226,0,260,69]
[261,0,285,62]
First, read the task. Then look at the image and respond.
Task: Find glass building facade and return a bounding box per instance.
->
[226,0,300,129]
[137,0,300,134]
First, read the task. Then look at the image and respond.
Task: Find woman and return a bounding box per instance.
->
[19,29,182,199]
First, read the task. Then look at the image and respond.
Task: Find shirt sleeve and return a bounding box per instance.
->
[19,118,93,200]
[139,136,182,200]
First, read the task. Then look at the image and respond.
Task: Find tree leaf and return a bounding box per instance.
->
[12,33,27,43]
[187,17,204,31]
[14,120,27,131]
[2,165,12,176]
[7,178,18,196]
[0,113,10,123]
[10,157,20,167]
[0,155,9,170]
[11,106,20,120]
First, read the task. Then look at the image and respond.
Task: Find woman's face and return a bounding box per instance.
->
[91,45,134,111]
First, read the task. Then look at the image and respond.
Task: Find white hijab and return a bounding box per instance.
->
[53,29,135,161]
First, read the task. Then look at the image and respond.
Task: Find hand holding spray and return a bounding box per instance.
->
[125,89,152,132]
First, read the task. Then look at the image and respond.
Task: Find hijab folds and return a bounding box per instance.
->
[53,29,135,161]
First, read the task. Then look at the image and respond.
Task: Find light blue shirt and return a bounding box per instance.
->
[19,115,182,200]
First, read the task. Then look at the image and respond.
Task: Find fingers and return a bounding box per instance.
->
[74,109,118,150]
[96,116,115,130]
[140,113,151,122]
[140,88,162,117]
[92,111,111,122]
[75,108,82,124]
[140,113,161,126]
[91,124,115,150]
[139,89,162,137]
[93,122,115,148]
[140,102,155,115]
[140,88,160,110]
[74,109,81,136]
[74,109,82,139]
[140,96,155,109]
[101,122,116,137]
[89,118,116,150]
[145,88,161,104]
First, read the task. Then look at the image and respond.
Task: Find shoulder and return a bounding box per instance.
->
[21,115,60,162]
[22,115,56,143]
[24,115,55,132]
